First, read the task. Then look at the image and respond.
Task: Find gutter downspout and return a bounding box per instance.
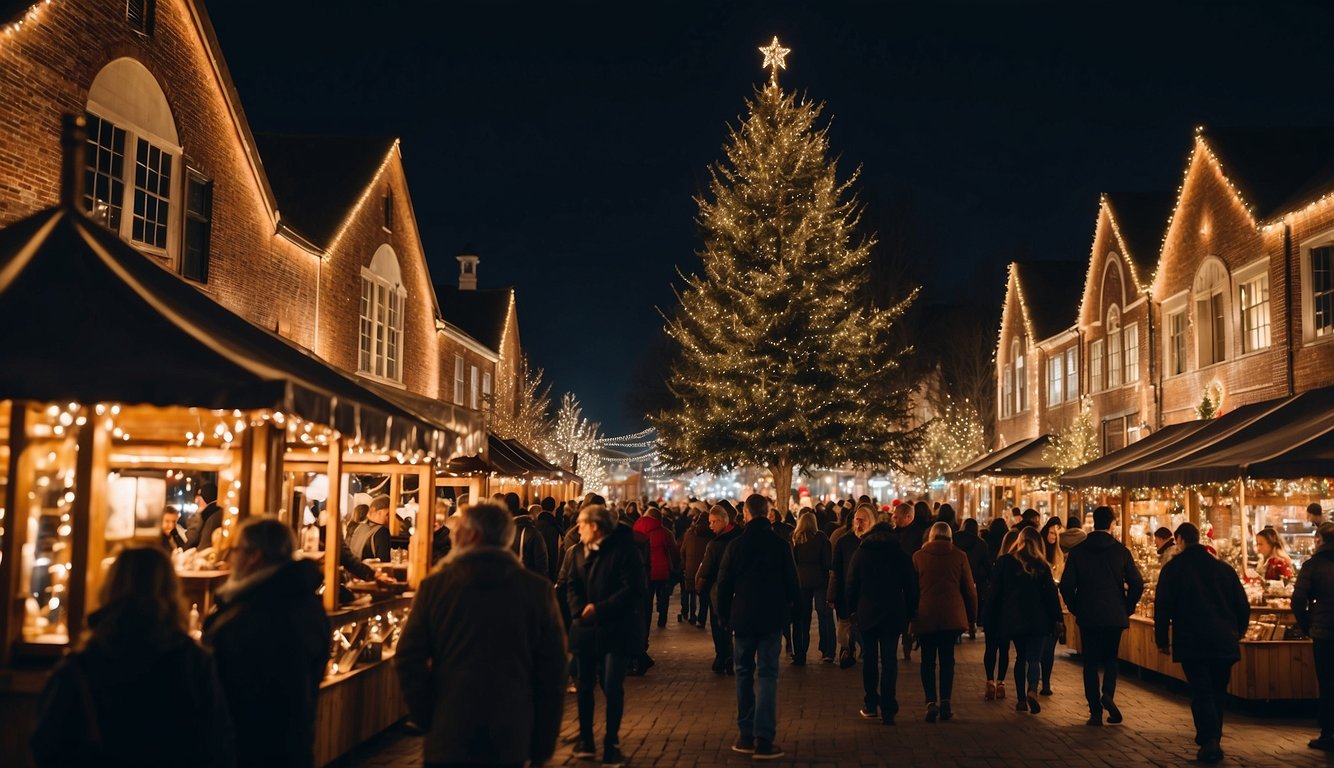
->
[1147,289,1159,431]
[1284,222,1295,396]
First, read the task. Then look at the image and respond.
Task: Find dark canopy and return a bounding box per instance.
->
[949,435,1051,479]
[0,206,457,456]
[1060,421,1211,489]
[487,434,580,483]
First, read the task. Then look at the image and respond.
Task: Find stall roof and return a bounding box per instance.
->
[0,205,457,456]
[981,434,1054,477]
[487,434,581,483]
[1060,421,1211,489]
[949,435,1049,479]
[1135,386,1334,486]
[1094,398,1294,489]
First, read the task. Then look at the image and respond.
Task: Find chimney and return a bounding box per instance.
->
[60,113,87,210]
[457,249,479,291]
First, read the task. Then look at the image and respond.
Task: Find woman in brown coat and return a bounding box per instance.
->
[679,511,714,626]
[912,522,978,723]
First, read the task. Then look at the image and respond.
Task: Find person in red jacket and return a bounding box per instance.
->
[633,507,682,635]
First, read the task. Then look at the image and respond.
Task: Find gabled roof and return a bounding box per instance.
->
[1200,126,1334,223]
[436,284,513,353]
[1102,191,1174,287]
[254,133,397,249]
[1011,261,1085,341]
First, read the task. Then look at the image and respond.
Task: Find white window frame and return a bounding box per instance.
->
[1302,235,1334,343]
[1013,339,1027,413]
[1090,338,1104,393]
[85,59,183,261]
[358,245,406,384]
[1124,321,1139,383]
[1162,290,1188,377]
[1194,259,1230,367]
[469,365,479,410]
[1002,362,1013,418]
[1106,306,1122,389]
[1234,258,1271,354]
[482,371,493,412]
[454,355,465,405]
[1047,354,1063,406]
[1064,347,1078,402]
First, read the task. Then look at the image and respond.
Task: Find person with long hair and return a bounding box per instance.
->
[987,527,1061,716]
[1255,528,1295,582]
[982,528,1020,701]
[791,510,835,665]
[911,522,977,723]
[1037,516,1066,695]
[31,546,234,766]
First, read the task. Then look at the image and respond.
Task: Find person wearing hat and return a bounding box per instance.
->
[184,482,224,551]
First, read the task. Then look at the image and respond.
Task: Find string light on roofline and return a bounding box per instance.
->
[3,1,51,38]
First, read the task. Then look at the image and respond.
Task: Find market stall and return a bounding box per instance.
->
[1060,386,1334,700]
[948,434,1058,522]
[0,138,465,765]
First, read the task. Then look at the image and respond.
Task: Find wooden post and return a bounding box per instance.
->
[241,423,279,518]
[1187,488,1200,526]
[0,403,28,665]
[409,464,434,588]
[1238,477,1251,578]
[388,473,402,536]
[68,413,110,644]
[1120,489,1130,543]
[323,437,344,613]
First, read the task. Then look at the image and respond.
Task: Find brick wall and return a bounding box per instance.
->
[995,271,1039,447]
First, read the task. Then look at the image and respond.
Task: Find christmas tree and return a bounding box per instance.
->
[546,392,608,494]
[1043,405,1100,485]
[490,354,553,448]
[912,395,986,486]
[653,38,920,504]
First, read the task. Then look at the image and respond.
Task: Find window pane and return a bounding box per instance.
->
[1047,356,1062,405]
[1315,247,1334,337]
[83,114,125,231]
[1125,323,1139,382]
[1090,340,1104,392]
[131,138,171,248]
[1065,348,1078,401]
[1211,293,1226,363]
[470,366,479,410]
[1108,330,1122,388]
[181,173,212,282]
[1241,276,1270,352]
[1169,311,1186,375]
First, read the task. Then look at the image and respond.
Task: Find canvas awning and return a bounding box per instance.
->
[0,205,458,456]
[1133,386,1334,487]
[1059,421,1212,489]
[487,434,580,482]
[949,435,1052,479]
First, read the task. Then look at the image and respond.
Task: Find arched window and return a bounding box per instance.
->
[84,58,180,255]
[1194,260,1229,366]
[359,245,406,383]
[1106,305,1122,388]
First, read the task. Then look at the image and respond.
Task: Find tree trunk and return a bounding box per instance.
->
[771,459,794,517]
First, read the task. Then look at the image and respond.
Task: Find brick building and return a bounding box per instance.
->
[0,0,548,460]
[993,126,1334,460]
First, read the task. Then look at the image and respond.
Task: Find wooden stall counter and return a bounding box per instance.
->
[314,595,413,766]
[1063,609,1317,701]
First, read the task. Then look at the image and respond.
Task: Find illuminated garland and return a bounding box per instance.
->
[2,0,51,38]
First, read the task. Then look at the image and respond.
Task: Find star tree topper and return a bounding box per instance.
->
[758,36,790,87]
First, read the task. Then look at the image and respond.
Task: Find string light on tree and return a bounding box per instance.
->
[652,38,921,504]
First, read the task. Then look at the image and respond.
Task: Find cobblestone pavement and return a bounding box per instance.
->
[340,615,1330,768]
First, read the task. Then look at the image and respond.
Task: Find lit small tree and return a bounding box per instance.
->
[490,355,552,447]
[547,393,608,493]
[912,395,986,486]
[1044,405,1100,485]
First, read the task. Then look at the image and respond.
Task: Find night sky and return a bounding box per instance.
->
[207,0,1334,437]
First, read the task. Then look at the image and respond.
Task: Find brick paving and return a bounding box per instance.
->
[339,615,1331,767]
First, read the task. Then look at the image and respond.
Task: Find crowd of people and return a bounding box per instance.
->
[29,490,1334,768]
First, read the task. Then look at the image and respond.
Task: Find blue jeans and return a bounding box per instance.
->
[733,631,782,742]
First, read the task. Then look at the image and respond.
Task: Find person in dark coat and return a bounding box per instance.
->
[396,502,566,768]
[679,511,714,627]
[507,495,550,578]
[697,504,742,674]
[31,547,234,767]
[987,527,1061,716]
[1059,505,1144,726]
[203,519,330,768]
[564,504,646,766]
[911,522,977,723]
[534,497,563,581]
[847,513,917,723]
[791,510,835,665]
[892,501,930,660]
[982,517,1010,566]
[348,495,392,562]
[183,482,224,550]
[953,518,991,639]
[829,504,873,667]
[1154,523,1251,764]
[1294,522,1334,750]
[716,494,800,760]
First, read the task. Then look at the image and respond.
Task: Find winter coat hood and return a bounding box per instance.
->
[1058,528,1088,552]
[633,515,664,534]
[443,546,522,589]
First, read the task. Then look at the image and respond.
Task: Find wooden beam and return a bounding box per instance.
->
[323,437,344,613]
[409,464,434,588]
[68,414,110,644]
[0,403,28,665]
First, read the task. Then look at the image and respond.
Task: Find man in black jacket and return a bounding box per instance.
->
[564,504,645,767]
[1294,522,1334,750]
[183,482,223,550]
[1059,505,1143,726]
[533,498,562,581]
[1154,523,1250,764]
[829,504,873,667]
[506,492,550,578]
[203,518,330,768]
[696,504,742,674]
[847,512,917,724]
[717,494,800,760]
